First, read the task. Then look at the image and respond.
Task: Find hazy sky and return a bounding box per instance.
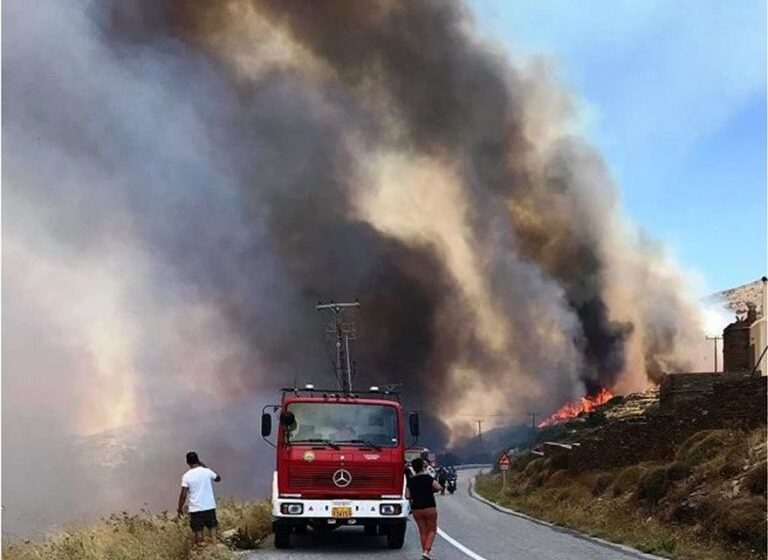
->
[470,0,766,293]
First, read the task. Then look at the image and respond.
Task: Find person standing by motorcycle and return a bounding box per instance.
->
[445,467,458,494]
[406,458,442,560]
[436,465,447,495]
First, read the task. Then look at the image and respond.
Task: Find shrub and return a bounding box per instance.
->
[547,469,570,486]
[715,445,750,478]
[654,537,678,554]
[530,471,547,488]
[512,452,536,472]
[592,473,614,496]
[665,461,691,482]
[611,465,645,497]
[555,488,572,503]
[524,458,545,476]
[677,430,733,466]
[216,499,271,549]
[473,473,501,497]
[668,495,712,525]
[544,452,570,471]
[744,462,767,496]
[713,496,767,550]
[635,467,669,504]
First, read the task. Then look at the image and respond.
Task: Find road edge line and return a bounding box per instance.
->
[437,527,490,560]
[467,475,668,560]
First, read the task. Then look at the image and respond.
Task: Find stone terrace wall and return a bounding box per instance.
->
[568,374,766,472]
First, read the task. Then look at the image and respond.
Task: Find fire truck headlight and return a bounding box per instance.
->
[280,503,304,515]
[379,504,402,515]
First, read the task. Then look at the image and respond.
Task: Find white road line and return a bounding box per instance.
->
[437,527,491,560]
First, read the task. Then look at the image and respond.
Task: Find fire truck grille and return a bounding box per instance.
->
[287,465,395,489]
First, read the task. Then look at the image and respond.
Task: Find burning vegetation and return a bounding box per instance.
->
[538,388,615,428]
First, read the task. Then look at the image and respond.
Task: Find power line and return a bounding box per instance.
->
[316,301,360,392]
[455,413,518,418]
[527,411,539,430]
[705,335,722,372]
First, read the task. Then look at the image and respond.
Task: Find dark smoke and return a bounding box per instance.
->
[3,0,705,534]
[171,0,634,394]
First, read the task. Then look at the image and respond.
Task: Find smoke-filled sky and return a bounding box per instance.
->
[471,0,767,291]
[2,0,720,533]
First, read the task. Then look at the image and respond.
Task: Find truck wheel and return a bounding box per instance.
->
[364,522,377,535]
[273,524,292,549]
[294,523,308,534]
[386,521,406,549]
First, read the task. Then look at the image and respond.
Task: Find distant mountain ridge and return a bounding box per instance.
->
[708,278,765,316]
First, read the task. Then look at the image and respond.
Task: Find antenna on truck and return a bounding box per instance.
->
[316,301,360,393]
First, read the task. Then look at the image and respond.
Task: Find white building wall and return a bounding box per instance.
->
[750,317,767,375]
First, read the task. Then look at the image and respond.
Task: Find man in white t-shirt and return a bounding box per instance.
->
[177,451,222,544]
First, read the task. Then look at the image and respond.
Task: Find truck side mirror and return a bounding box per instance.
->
[261,413,272,437]
[409,413,420,437]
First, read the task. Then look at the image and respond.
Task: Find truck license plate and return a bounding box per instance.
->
[331,506,352,518]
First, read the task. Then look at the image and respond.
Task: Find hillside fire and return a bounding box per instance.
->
[538,388,614,428]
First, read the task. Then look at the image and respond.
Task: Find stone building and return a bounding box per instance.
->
[723,304,757,373]
[750,298,767,374]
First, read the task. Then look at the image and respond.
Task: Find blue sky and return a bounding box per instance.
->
[469,0,766,293]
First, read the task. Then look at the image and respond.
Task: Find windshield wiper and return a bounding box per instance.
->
[341,439,383,451]
[292,438,340,449]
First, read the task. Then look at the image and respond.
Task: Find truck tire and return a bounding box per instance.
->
[294,523,308,534]
[386,521,406,549]
[364,522,377,535]
[273,524,292,549]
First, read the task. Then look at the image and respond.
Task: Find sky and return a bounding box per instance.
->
[469,0,766,294]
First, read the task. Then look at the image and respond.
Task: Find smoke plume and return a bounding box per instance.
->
[3,0,707,532]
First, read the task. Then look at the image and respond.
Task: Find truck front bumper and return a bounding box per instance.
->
[273,496,410,519]
[271,471,410,521]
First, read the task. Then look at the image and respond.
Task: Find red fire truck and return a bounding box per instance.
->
[261,385,420,549]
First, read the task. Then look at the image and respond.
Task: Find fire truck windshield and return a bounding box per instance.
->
[285,402,398,447]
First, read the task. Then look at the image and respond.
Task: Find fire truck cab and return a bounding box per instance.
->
[261,386,420,549]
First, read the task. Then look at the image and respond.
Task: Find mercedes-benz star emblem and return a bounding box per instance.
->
[332,469,352,488]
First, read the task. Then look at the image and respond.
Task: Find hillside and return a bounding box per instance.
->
[709,278,765,316]
[477,427,766,560]
[2,400,273,538]
[479,373,767,559]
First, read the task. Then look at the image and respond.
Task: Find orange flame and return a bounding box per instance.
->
[538,387,614,428]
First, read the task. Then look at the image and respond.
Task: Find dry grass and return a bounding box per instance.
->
[2,499,272,560]
[476,428,766,560]
[676,430,737,466]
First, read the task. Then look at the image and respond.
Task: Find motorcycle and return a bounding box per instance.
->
[445,474,457,494]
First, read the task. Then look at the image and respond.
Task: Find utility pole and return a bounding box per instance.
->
[527,412,539,431]
[705,335,722,372]
[316,301,360,393]
[475,419,484,440]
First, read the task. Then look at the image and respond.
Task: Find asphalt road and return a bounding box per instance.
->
[248,469,657,560]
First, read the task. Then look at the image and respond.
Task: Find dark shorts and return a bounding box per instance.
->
[189,509,218,532]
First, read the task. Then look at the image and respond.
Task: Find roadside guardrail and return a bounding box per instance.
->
[452,464,492,471]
